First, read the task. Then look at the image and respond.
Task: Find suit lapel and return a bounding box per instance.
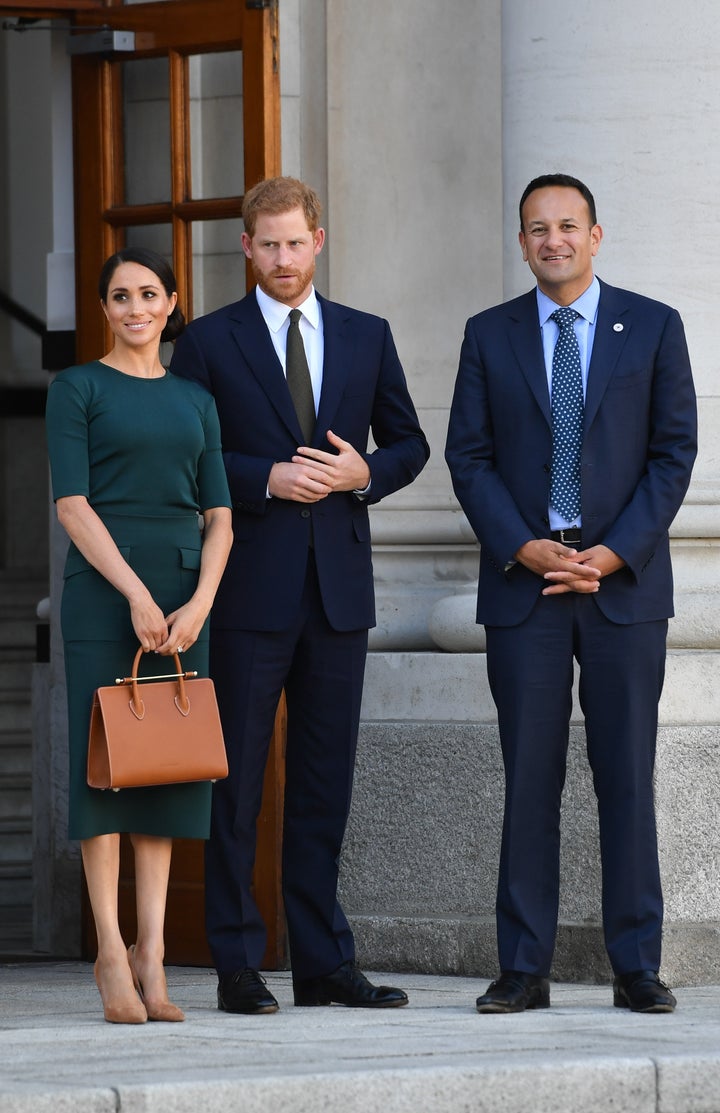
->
[507,292,551,426]
[507,282,634,432]
[227,294,304,441]
[314,295,352,441]
[584,281,631,430]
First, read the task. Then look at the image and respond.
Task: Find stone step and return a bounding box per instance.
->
[0,570,47,600]
[0,770,33,941]
[0,904,32,952]
[0,645,36,666]
[0,574,42,957]
[0,660,33,691]
[0,574,47,654]
[0,622,37,653]
[2,972,719,1112]
[0,838,32,935]
[0,825,32,863]
[0,732,32,776]
[0,595,46,620]
[0,777,32,823]
[0,683,31,707]
[0,871,32,908]
[0,698,31,733]
[0,592,47,621]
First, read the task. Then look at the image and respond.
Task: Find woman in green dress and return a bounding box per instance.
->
[46,248,232,1024]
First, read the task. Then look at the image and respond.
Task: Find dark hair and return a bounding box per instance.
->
[242,176,323,237]
[98,247,185,342]
[519,174,597,231]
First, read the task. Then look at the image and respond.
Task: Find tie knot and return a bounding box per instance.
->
[551,307,580,329]
[289,308,302,325]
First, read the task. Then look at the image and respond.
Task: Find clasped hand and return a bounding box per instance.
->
[268,429,371,503]
[130,596,206,656]
[514,539,625,595]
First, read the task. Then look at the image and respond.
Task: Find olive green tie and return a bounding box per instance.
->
[286,308,315,443]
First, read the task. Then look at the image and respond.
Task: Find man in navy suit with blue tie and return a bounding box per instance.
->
[445,174,696,1014]
[171,177,428,1013]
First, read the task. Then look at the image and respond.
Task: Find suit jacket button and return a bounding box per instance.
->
[301,509,311,518]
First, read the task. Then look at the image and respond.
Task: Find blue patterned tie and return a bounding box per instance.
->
[550,307,583,523]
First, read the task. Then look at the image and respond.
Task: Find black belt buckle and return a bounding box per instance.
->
[551,527,582,545]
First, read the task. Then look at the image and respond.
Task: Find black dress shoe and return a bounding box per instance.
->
[217,968,279,1014]
[293,960,408,1008]
[476,971,550,1013]
[613,970,676,1013]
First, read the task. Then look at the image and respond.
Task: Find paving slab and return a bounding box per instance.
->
[1,963,719,1112]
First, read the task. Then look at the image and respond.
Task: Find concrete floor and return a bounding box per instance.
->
[1,963,719,1112]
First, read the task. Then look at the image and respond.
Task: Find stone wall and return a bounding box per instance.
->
[340,652,720,986]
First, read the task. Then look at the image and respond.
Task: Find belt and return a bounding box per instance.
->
[549,528,582,545]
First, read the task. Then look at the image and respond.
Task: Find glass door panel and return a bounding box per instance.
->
[122,58,171,205]
[125,223,174,257]
[189,51,244,200]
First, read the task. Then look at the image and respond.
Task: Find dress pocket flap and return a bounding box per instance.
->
[64,545,131,579]
[179,547,202,571]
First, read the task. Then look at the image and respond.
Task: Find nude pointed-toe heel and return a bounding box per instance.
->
[94,959,147,1025]
[127,945,185,1022]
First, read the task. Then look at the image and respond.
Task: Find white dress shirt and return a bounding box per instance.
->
[255,284,324,414]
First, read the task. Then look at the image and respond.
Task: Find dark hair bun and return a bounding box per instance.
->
[162,305,186,343]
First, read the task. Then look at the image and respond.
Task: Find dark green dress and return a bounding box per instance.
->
[45,361,231,840]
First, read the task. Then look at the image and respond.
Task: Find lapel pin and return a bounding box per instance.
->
[613,322,624,332]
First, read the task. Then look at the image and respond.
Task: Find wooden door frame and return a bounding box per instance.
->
[0,2,103,12]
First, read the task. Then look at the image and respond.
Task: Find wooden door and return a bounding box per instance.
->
[0,0,286,968]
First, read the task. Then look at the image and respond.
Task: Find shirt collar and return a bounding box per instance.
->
[536,275,600,326]
[255,285,320,333]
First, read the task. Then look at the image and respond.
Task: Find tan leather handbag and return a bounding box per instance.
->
[87,646,228,790]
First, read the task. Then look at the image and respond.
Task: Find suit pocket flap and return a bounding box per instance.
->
[352,517,371,543]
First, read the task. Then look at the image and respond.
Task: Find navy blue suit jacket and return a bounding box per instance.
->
[445,279,697,627]
[170,290,429,632]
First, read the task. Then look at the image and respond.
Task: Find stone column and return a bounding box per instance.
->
[322,0,504,648]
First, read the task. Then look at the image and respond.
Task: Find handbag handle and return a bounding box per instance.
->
[116,646,197,720]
